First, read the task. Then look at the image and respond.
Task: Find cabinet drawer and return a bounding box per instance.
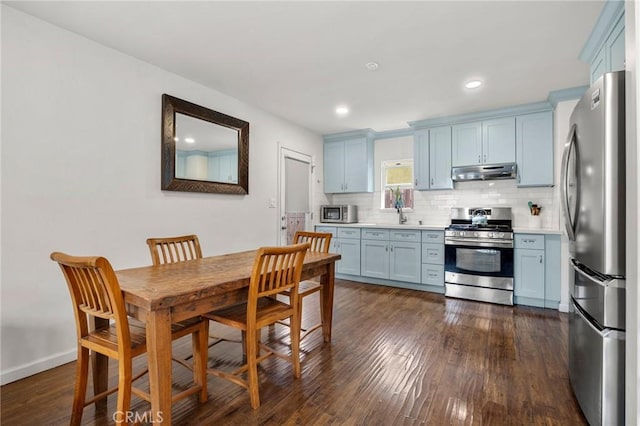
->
[337,227,361,239]
[390,230,421,242]
[315,226,337,237]
[422,230,444,244]
[515,234,544,250]
[422,243,444,264]
[361,229,389,240]
[422,264,444,286]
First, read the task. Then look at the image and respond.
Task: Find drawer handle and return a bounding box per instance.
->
[428,272,438,277]
[523,239,537,243]
[428,235,439,239]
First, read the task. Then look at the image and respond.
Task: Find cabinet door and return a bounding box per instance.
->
[514,249,545,299]
[336,238,361,275]
[324,141,345,193]
[483,117,515,164]
[389,242,421,283]
[452,122,482,166]
[343,138,370,193]
[516,111,553,187]
[421,264,444,287]
[429,126,453,189]
[413,129,430,190]
[361,240,389,279]
[606,14,625,72]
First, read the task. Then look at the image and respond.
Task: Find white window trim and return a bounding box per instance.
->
[380,159,414,211]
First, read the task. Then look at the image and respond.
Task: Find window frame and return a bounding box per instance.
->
[380,159,414,211]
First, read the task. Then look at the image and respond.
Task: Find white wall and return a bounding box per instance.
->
[0,6,327,384]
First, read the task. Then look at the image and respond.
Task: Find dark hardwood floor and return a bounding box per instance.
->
[1,280,587,425]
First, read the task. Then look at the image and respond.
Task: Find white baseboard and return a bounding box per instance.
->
[558,303,569,313]
[1,349,76,385]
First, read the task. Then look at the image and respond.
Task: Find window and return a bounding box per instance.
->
[382,160,414,209]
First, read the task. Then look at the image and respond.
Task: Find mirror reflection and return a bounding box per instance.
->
[174,113,239,183]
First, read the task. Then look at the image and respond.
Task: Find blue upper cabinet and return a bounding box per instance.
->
[413,129,430,190]
[452,118,515,166]
[451,122,482,166]
[581,1,625,84]
[413,126,453,190]
[429,126,453,189]
[482,117,516,164]
[516,111,554,187]
[323,130,375,193]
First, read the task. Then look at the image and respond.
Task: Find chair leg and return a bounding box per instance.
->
[193,321,209,403]
[246,328,260,409]
[70,347,89,426]
[116,358,133,426]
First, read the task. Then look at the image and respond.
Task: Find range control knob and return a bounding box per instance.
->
[487,232,494,238]
[474,231,479,237]
[498,232,505,238]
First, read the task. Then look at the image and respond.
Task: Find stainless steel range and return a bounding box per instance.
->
[444,207,514,305]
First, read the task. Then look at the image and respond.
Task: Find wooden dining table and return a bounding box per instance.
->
[111,249,341,424]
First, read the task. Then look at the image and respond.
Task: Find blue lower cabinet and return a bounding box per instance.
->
[389,242,421,283]
[514,233,561,308]
[360,229,421,284]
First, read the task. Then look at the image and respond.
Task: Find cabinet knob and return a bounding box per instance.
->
[478,155,481,163]
[415,179,418,186]
[539,256,543,264]
[430,178,434,186]
[484,154,487,163]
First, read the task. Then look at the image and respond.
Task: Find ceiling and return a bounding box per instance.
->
[5,1,605,135]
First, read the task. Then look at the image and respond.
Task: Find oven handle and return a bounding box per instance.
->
[445,238,514,248]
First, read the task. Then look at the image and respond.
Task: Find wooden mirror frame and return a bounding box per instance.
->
[161,94,249,194]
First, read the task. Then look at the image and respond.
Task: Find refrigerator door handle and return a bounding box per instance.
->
[572,300,610,338]
[561,124,578,241]
[571,258,608,285]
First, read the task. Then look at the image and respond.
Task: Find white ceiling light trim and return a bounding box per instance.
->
[365,62,379,71]
[335,106,350,116]
[465,80,483,89]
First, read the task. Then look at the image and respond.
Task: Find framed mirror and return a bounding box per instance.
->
[161,94,249,194]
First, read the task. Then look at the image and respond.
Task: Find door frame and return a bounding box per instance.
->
[278,144,314,245]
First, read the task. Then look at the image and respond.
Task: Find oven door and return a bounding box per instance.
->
[445,241,514,279]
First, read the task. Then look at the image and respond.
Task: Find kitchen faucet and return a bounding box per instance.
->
[397,207,407,224]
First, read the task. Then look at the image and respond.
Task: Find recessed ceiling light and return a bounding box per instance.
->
[335,106,349,116]
[184,137,195,144]
[365,62,379,71]
[465,80,482,89]
[174,137,179,142]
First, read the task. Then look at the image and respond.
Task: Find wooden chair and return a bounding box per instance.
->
[146,234,232,351]
[203,242,310,409]
[146,234,202,265]
[50,252,208,426]
[279,231,332,341]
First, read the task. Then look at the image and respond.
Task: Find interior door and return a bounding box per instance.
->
[279,147,312,245]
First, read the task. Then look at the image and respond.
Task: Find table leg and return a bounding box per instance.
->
[146,309,173,424]
[321,261,335,342]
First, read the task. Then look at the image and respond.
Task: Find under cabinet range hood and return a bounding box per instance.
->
[451,163,517,182]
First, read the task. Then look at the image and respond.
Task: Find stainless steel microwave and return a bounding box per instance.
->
[320,205,358,223]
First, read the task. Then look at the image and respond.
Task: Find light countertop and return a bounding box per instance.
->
[316,223,563,235]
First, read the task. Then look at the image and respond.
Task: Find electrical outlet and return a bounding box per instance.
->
[268,198,277,208]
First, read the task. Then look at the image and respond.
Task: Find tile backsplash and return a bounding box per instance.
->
[329,179,559,230]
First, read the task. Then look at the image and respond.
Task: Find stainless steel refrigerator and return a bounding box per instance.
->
[562,70,626,426]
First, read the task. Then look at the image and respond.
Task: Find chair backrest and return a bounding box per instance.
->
[50,252,131,351]
[146,234,202,265]
[249,243,310,306]
[293,231,332,253]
